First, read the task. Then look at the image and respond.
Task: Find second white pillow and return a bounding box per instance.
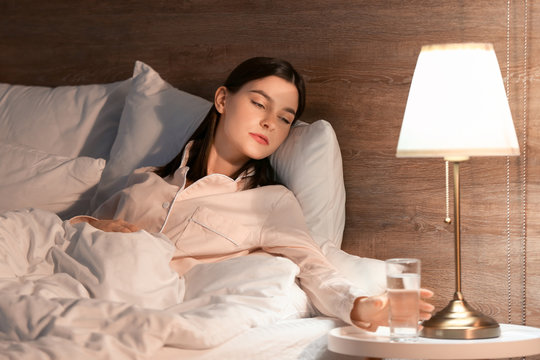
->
[0,142,106,218]
[91,61,212,210]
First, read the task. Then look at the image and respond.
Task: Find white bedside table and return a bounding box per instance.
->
[328,324,540,359]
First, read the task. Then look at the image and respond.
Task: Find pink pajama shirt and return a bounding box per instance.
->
[76,143,366,324]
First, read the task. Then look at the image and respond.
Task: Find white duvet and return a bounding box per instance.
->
[0,208,313,360]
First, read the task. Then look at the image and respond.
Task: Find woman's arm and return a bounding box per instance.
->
[260,189,370,323]
[70,216,140,233]
[261,188,434,327]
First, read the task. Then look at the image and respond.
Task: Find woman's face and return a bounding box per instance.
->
[214,75,299,164]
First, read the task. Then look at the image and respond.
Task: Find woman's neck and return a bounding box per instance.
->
[207,143,248,178]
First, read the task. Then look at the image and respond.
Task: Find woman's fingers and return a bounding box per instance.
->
[420,300,435,312]
[419,288,435,320]
[352,320,372,329]
[118,221,141,232]
[115,221,140,233]
[88,219,140,233]
[419,310,433,320]
[420,288,434,298]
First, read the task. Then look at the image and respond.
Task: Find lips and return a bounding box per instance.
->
[249,132,269,145]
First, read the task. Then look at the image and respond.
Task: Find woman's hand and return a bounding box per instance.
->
[350,288,435,332]
[70,216,140,233]
[87,219,141,233]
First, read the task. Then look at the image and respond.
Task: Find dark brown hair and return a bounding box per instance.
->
[155,57,306,189]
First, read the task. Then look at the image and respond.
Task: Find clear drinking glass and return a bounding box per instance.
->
[385,258,421,342]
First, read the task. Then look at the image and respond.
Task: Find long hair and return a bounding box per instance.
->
[155,57,306,189]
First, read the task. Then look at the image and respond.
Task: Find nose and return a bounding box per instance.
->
[260,113,275,130]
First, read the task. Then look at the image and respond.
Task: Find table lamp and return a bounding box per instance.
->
[396,43,520,339]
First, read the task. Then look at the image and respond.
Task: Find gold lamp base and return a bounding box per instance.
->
[421,292,500,339]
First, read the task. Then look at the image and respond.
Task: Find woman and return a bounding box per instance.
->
[72,57,434,331]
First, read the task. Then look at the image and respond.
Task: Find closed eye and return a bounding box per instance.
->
[251,100,265,109]
[280,117,291,125]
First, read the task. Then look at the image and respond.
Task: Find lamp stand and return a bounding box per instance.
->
[420,160,500,339]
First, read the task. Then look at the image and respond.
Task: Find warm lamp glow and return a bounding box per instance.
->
[396,43,519,160]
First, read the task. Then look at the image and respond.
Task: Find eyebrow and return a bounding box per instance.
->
[249,89,297,116]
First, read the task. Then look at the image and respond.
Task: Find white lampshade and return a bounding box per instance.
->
[396,43,520,160]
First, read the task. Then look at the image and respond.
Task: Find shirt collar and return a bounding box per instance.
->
[179,141,193,169]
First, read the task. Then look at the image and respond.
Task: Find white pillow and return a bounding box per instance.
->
[0,142,105,219]
[270,120,346,248]
[91,61,212,209]
[0,79,131,159]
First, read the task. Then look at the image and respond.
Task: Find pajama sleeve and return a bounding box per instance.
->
[260,189,367,325]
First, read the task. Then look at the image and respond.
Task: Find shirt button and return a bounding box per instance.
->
[162,202,170,209]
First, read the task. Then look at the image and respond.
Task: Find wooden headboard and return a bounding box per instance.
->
[1,1,538,329]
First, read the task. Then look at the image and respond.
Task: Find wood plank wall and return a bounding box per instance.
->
[1,0,538,349]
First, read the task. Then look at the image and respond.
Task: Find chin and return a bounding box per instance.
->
[248,154,268,161]
[245,147,273,161]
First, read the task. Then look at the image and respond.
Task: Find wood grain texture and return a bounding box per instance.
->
[0,1,538,354]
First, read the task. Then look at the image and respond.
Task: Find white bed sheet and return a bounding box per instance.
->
[154,317,360,360]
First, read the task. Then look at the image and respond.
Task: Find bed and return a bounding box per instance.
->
[0,60,386,359]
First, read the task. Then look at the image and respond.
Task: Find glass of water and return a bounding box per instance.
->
[385,258,421,342]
